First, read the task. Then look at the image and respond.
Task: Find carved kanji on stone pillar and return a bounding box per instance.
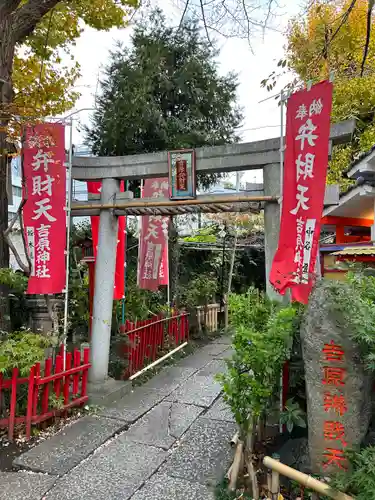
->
[301,280,372,474]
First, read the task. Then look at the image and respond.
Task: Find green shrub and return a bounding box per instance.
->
[0,331,54,376]
[217,290,297,435]
[228,287,275,333]
[329,446,375,499]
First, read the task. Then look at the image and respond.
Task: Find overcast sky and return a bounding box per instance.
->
[67,0,302,183]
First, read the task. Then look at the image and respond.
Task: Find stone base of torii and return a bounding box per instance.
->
[71,119,355,383]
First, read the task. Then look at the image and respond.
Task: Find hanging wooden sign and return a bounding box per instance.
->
[168,149,196,200]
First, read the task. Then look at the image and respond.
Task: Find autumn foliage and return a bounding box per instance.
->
[286,0,375,187]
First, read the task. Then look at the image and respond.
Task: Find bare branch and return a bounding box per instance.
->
[176,0,280,45]
[200,0,212,46]
[329,0,357,45]
[179,0,190,28]
[242,0,253,48]
[360,0,375,77]
[11,0,61,44]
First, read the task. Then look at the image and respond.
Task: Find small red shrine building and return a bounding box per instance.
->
[321,146,375,280]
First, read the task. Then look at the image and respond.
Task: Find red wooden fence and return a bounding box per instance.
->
[0,345,90,441]
[121,312,189,377]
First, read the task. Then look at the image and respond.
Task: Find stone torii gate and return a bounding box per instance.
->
[71,119,354,384]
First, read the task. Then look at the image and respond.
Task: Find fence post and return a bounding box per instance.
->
[63,351,72,411]
[81,348,90,398]
[0,372,3,416]
[224,294,229,331]
[42,357,52,416]
[8,368,19,442]
[26,366,35,440]
[32,363,40,421]
[73,349,81,397]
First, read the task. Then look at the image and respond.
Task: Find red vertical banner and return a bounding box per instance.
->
[270,80,333,304]
[138,179,169,291]
[87,182,126,300]
[23,123,66,294]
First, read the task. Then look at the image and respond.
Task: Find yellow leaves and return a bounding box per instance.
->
[13,53,81,118]
[286,0,375,187]
[8,0,139,142]
[287,0,375,81]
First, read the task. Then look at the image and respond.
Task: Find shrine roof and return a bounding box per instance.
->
[332,246,375,257]
[332,245,375,256]
[345,145,375,180]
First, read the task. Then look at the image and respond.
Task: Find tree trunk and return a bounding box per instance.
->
[0,17,16,332]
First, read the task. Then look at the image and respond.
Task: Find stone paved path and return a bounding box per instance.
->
[4,337,236,500]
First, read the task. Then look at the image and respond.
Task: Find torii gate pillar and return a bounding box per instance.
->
[264,163,282,302]
[90,178,120,383]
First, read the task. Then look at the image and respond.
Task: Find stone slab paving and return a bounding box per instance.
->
[140,366,197,396]
[176,350,213,370]
[214,347,234,359]
[196,359,227,377]
[198,343,230,357]
[13,415,126,475]
[130,473,215,500]
[100,387,165,423]
[126,401,204,449]
[214,336,232,345]
[11,337,236,500]
[166,374,222,407]
[0,472,56,500]
[45,437,166,500]
[204,396,235,423]
[161,417,236,487]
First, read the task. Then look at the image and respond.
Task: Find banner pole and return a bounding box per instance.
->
[121,180,128,325]
[279,90,285,217]
[166,234,170,309]
[279,90,285,433]
[62,119,73,368]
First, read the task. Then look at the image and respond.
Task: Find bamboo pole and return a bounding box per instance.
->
[71,194,277,211]
[229,440,244,491]
[263,457,354,500]
[128,342,188,380]
[230,431,239,447]
[270,455,280,500]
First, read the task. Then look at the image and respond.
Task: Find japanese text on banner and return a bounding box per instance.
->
[269,80,333,304]
[138,179,169,291]
[23,123,66,294]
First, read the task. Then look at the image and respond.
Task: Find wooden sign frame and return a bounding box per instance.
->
[168,149,196,200]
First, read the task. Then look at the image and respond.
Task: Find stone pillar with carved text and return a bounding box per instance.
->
[301,280,372,474]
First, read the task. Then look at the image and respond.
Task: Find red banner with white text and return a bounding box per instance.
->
[138,179,169,291]
[87,182,126,300]
[23,123,66,294]
[269,80,333,304]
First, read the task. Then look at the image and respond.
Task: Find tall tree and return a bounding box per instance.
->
[86,9,243,301]
[87,10,243,185]
[263,0,375,189]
